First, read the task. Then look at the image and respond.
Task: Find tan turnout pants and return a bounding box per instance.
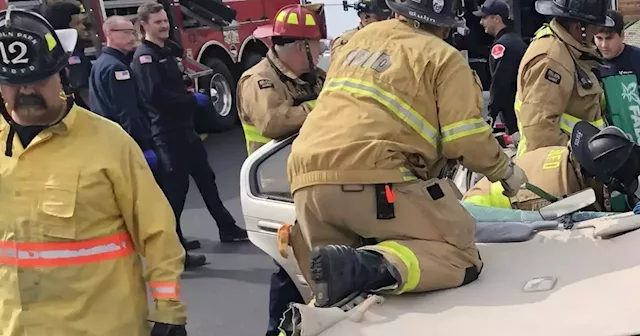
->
[291,178,483,294]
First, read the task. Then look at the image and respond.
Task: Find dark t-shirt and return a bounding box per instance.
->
[599,44,640,85]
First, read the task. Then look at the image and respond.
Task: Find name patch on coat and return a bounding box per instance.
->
[258,79,274,89]
[115,70,131,81]
[545,69,561,84]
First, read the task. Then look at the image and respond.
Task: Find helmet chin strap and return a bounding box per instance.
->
[1,91,73,157]
[303,40,317,85]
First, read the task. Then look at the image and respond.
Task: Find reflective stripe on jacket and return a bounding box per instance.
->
[514,19,604,157]
[0,105,186,336]
[288,18,510,192]
[237,50,324,155]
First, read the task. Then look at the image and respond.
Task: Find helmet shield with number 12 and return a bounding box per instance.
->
[0,8,77,86]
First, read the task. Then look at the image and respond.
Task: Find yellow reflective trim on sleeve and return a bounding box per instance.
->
[305,100,317,109]
[305,14,317,26]
[441,118,492,143]
[592,118,605,129]
[375,241,420,294]
[323,78,439,147]
[534,25,552,39]
[462,182,511,208]
[399,167,418,181]
[241,123,272,152]
[287,13,299,24]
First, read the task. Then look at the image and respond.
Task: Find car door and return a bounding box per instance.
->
[239,134,313,301]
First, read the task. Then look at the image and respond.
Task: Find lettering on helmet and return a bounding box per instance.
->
[408,10,436,24]
[342,49,392,73]
[0,31,38,76]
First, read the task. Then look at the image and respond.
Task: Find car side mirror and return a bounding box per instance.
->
[539,188,596,220]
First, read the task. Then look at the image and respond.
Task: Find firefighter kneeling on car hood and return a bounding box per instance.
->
[0,9,187,336]
[284,0,528,309]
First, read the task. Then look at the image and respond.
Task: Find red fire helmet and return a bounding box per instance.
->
[254,3,327,40]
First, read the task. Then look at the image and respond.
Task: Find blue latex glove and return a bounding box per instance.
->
[143,150,158,169]
[194,92,209,106]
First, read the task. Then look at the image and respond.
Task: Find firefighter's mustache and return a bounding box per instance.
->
[14,93,47,110]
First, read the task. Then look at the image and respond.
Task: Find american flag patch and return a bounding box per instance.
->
[115,70,130,81]
[68,56,81,65]
[139,55,153,64]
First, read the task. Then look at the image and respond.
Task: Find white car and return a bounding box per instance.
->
[240,134,640,336]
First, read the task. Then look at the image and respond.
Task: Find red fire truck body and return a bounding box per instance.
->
[0,0,311,132]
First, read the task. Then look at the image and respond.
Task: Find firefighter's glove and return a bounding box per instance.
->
[193,92,209,107]
[151,323,187,336]
[143,149,158,169]
[500,163,528,197]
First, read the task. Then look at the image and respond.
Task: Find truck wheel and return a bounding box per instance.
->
[242,52,263,71]
[201,58,238,132]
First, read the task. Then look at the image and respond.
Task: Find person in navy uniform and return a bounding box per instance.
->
[594,10,640,85]
[89,16,158,172]
[474,0,527,135]
[43,1,92,109]
[131,3,248,269]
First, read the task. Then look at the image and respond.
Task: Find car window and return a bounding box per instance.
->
[255,143,293,202]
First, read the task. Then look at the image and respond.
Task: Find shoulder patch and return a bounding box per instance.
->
[115,70,131,81]
[68,56,81,65]
[139,55,153,64]
[491,44,505,59]
[544,69,561,85]
[258,79,274,90]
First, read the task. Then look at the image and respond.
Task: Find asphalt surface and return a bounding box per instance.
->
[180,126,273,336]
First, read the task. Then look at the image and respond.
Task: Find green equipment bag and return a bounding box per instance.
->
[601,74,640,144]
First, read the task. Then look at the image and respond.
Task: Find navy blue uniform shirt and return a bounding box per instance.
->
[488,27,527,134]
[131,40,196,136]
[89,46,152,150]
[599,44,640,85]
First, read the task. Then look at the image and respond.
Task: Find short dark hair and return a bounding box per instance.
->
[137,2,165,23]
[597,10,624,35]
[42,2,81,29]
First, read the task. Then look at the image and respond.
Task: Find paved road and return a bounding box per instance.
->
[180,126,273,336]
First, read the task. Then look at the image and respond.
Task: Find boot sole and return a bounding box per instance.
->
[310,247,362,308]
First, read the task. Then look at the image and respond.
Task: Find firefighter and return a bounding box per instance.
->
[473,0,526,135]
[237,5,326,334]
[285,0,528,307]
[463,145,584,210]
[0,8,187,336]
[89,16,155,168]
[514,0,614,157]
[330,0,392,57]
[43,2,92,109]
[132,3,247,268]
[238,4,325,154]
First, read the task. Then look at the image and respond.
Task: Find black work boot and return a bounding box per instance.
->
[182,239,201,251]
[310,245,400,308]
[219,224,249,243]
[184,253,207,269]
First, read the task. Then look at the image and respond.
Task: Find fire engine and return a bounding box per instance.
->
[0,0,320,133]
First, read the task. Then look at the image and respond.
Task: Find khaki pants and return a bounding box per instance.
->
[291,178,483,294]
